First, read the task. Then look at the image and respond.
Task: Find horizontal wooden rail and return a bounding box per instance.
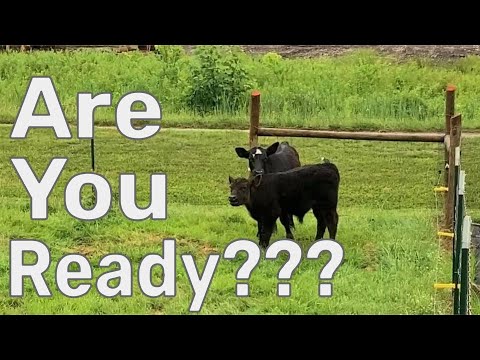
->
[257,127,446,143]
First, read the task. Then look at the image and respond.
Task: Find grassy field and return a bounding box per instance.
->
[1,125,479,314]
[3,47,480,131]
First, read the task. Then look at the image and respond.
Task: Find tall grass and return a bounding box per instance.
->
[2,47,480,130]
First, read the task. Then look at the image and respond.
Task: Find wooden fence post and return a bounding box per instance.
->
[444,85,456,187]
[445,114,462,230]
[249,91,261,148]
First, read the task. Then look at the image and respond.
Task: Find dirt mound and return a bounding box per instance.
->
[187,45,480,60]
[242,45,480,60]
[6,45,480,60]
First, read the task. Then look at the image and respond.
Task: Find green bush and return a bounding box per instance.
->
[185,46,254,114]
[154,45,185,63]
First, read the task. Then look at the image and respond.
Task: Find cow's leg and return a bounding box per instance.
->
[288,213,295,229]
[313,207,327,240]
[280,210,294,240]
[256,222,262,239]
[259,219,276,249]
[326,208,339,239]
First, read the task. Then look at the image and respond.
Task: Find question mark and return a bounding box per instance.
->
[307,240,344,297]
[224,239,261,297]
[265,240,302,297]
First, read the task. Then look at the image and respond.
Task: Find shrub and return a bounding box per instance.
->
[185,46,253,114]
[154,45,185,64]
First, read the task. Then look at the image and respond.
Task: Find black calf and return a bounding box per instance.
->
[229,161,340,249]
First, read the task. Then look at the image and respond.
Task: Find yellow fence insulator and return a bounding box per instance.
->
[437,231,454,238]
[434,283,459,290]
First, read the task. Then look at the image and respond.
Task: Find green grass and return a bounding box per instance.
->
[3,48,480,131]
[1,125,479,314]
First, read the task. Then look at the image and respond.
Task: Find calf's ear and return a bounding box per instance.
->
[252,175,263,188]
[266,142,280,156]
[235,147,249,159]
[229,176,234,184]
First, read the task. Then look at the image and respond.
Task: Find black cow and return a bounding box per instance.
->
[235,141,300,177]
[228,160,340,249]
[235,141,301,236]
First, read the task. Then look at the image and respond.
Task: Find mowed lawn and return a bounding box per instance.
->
[0,125,479,314]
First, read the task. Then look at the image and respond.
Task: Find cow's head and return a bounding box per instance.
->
[235,142,280,176]
[228,176,250,207]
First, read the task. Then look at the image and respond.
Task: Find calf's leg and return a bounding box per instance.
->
[313,207,327,240]
[280,210,294,240]
[259,219,276,249]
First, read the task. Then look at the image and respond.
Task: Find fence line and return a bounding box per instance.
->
[247,87,474,314]
[248,87,459,230]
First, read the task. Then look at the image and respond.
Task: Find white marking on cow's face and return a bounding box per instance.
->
[248,167,251,172]
[253,149,263,157]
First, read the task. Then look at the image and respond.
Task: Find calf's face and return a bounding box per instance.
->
[235,142,280,176]
[228,177,250,206]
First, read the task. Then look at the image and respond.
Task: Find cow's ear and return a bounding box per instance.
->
[266,142,280,157]
[235,147,249,159]
[229,176,234,184]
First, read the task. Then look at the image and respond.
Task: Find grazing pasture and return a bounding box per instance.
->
[1,125,479,314]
